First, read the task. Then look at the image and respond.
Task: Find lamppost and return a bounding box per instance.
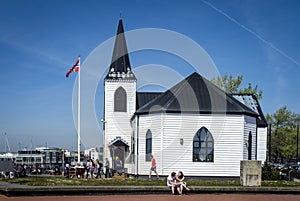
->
[297,122,299,163]
[101,119,107,161]
[268,124,272,163]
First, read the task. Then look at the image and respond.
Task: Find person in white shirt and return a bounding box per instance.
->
[167,172,180,195]
[85,160,91,178]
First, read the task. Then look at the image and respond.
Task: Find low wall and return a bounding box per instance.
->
[240,160,262,187]
[0,160,14,172]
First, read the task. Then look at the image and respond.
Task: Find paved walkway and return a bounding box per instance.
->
[1,194,300,201]
[1,181,300,196]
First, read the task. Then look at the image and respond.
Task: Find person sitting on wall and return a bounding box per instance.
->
[167,172,180,195]
[176,171,190,194]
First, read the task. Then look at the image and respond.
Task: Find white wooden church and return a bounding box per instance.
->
[103,19,268,178]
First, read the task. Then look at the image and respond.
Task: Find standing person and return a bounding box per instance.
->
[65,163,70,178]
[16,164,23,178]
[23,164,27,176]
[96,160,103,179]
[115,156,123,176]
[149,155,159,179]
[85,159,91,179]
[105,158,110,178]
[90,159,95,178]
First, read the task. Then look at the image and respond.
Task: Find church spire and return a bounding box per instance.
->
[105,19,136,80]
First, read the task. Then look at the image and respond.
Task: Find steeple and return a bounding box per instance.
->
[105,19,136,80]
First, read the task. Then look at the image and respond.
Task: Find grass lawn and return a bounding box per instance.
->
[2,176,300,187]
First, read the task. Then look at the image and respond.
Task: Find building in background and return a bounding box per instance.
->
[84,147,103,162]
[0,147,77,174]
[0,146,99,173]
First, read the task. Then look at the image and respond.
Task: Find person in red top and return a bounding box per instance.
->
[149,155,159,179]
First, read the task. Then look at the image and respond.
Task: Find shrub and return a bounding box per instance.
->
[262,162,280,180]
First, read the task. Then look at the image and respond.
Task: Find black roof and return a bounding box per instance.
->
[135,72,258,117]
[232,94,268,127]
[108,137,129,147]
[105,19,136,80]
[136,92,163,109]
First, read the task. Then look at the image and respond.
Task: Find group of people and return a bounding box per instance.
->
[16,164,27,177]
[167,171,190,195]
[66,157,120,179]
[149,155,190,195]
[84,159,103,179]
[67,155,190,195]
[85,158,120,179]
[65,159,104,179]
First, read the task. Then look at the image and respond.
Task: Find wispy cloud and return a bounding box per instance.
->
[201,0,300,67]
[0,36,69,68]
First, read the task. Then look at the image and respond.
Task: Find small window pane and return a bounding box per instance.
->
[193,148,199,154]
[207,155,213,162]
[207,135,212,141]
[207,142,213,147]
[199,155,206,161]
[200,149,206,154]
[200,132,206,140]
[207,148,213,153]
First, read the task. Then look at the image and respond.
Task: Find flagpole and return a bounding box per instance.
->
[77,56,81,164]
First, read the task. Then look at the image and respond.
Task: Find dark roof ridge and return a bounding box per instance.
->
[163,73,194,110]
[105,19,136,80]
[200,75,258,115]
[137,91,164,94]
[135,90,167,112]
[134,72,258,116]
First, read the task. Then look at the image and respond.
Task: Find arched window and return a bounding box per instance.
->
[193,127,214,162]
[248,131,252,160]
[114,87,127,112]
[146,129,152,161]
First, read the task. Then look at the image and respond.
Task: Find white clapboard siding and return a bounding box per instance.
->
[104,80,136,161]
[257,127,267,162]
[136,114,163,175]
[163,114,244,177]
[133,113,257,177]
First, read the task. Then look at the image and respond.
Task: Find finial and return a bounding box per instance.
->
[120,11,122,19]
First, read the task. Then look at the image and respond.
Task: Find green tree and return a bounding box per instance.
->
[239,83,263,99]
[211,74,263,99]
[267,106,298,163]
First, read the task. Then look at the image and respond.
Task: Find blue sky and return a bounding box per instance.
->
[0,0,299,152]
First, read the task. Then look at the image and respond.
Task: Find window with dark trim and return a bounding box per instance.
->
[248,131,252,160]
[114,87,127,112]
[193,127,214,162]
[146,129,152,161]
